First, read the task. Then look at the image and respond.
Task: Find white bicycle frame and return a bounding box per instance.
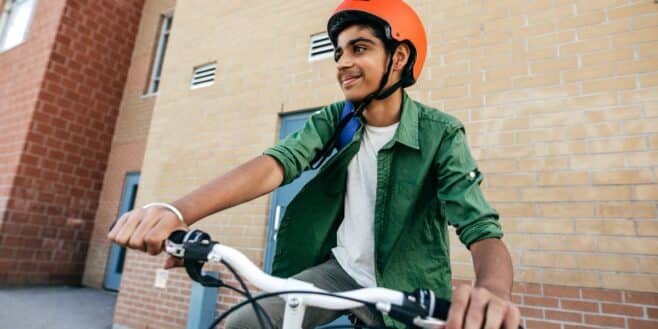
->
[167,241,445,329]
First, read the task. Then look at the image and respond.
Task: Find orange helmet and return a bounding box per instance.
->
[327,0,427,87]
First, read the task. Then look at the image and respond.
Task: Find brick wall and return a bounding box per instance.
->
[112,0,657,328]
[437,0,658,293]
[439,1,658,326]
[0,0,68,283]
[449,279,657,329]
[0,0,144,285]
[82,0,176,290]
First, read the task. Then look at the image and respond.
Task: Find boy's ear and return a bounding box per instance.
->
[393,43,411,71]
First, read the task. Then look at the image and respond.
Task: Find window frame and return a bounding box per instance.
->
[144,13,173,96]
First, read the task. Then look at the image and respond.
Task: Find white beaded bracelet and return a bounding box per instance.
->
[142,202,185,224]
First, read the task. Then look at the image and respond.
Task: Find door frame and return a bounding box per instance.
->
[103,171,140,291]
[263,109,319,273]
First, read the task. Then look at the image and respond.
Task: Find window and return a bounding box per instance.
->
[0,0,37,51]
[145,14,173,95]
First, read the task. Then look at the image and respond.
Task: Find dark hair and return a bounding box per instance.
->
[327,10,398,53]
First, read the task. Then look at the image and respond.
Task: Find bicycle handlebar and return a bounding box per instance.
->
[165,229,521,329]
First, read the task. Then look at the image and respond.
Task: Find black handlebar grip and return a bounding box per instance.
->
[432,297,451,321]
[168,230,188,244]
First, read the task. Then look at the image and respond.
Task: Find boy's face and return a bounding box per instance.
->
[334,25,389,102]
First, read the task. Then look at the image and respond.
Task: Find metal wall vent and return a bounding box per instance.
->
[308,32,334,62]
[190,63,216,89]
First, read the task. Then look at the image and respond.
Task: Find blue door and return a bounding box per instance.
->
[263,110,321,273]
[104,172,140,291]
[263,111,350,328]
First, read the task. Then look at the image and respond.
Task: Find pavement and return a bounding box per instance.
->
[0,285,117,329]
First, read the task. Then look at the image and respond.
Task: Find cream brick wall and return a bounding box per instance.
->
[114,0,657,328]
[138,0,658,291]
[425,0,658,293]
[112,0,177,145]
[134,0,342,265]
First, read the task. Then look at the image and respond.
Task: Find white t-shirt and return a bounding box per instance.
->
[332,122,399,287]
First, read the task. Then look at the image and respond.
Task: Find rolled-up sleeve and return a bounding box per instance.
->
[263,104,341,185]
[435,124,503,248]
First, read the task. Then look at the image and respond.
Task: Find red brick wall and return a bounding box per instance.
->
[0,0,144,285]
[0,0,68,283]
[449,279,658,329]
[114,254,193,329]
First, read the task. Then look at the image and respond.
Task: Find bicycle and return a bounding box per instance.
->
[165,229,523,329]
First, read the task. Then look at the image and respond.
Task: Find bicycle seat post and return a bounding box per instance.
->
[282,294,306,329]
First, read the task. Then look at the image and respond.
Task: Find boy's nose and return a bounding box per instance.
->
[336,55,353,69]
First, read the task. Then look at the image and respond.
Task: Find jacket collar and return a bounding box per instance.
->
[391,92,420,150]
[355,92,420,151]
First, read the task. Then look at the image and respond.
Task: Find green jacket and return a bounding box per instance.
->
[264,93,503,306]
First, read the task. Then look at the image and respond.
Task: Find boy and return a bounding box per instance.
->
[109,1,520,328]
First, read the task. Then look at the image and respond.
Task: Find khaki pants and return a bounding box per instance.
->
[224,257,385,329]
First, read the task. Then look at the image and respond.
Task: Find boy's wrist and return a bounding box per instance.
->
[142,202,185,225]
[474,281,512,301]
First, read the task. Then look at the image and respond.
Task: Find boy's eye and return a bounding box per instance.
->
[333,44,367,62]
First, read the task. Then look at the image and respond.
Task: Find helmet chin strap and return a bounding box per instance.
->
[352,47,404,117]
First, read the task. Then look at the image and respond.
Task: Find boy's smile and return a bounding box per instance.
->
[340,73,361,88]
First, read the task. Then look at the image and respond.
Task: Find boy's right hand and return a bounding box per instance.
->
[107,206,188,257]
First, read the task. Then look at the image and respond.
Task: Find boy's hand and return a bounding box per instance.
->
[446,284,520,329]
[107,207,188,256]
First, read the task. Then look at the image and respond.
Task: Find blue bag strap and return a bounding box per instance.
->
[309,101,363,169]
[336,101,362,150]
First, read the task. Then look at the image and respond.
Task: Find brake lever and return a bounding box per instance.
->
[164,230,188,258]
[165,229,224,288]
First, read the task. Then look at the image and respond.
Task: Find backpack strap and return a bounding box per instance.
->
[336,101,362,150]
[310,101,363,169]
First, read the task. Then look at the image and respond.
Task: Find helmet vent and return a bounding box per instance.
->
[190,62,217,89]
[308,32,335,62]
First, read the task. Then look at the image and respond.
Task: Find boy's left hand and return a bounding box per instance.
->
[445,284,520,329]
